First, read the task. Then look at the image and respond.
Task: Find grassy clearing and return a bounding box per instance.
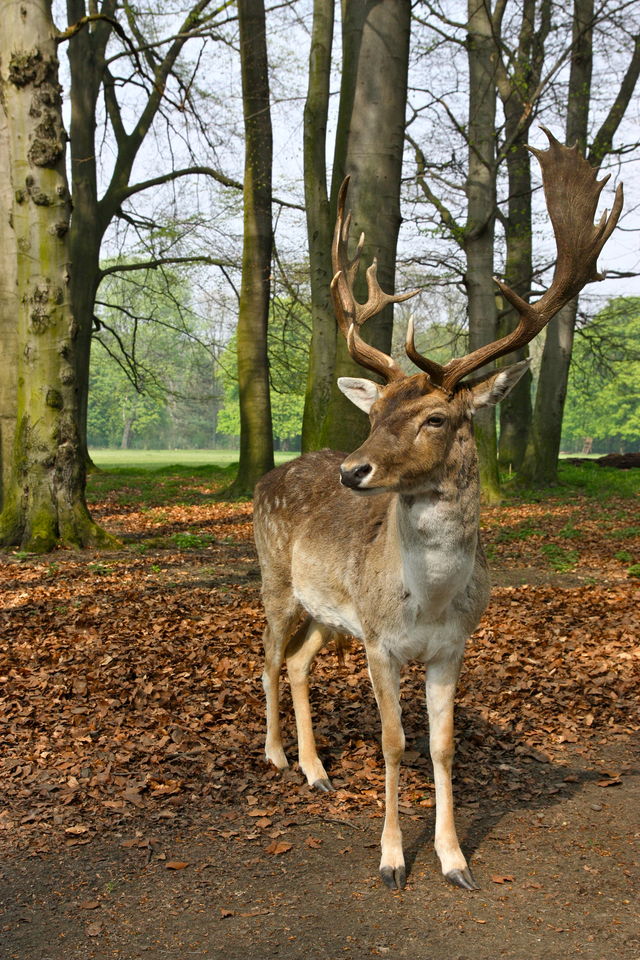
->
[86,453,639,516]
[90,448,296,471]
[87,450,297,509]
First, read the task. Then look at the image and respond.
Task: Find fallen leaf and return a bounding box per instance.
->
[266,841,292,855]
[165,861,190,870]
[79,901,100,910]
[491,875,515,884]
[86,921,103,937]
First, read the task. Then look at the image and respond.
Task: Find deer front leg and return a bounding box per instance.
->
[367,649,405,890]
[426,656,478,891]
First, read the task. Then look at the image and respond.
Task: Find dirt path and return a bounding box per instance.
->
[1,738,638,960]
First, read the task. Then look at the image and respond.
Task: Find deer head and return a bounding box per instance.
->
[332,128,623,493]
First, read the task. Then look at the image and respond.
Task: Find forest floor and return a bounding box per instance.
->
[1,462,639,960]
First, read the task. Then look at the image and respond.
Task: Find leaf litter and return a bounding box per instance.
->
[0,474,638,856]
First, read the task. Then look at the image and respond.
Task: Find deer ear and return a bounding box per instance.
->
[468,359,530,412]
[337,377,381,413]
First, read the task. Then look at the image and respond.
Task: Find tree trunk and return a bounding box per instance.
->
[0,0,114,551]
[0,105,18,506]
[497,131,533,473]
[301,0,335,453]
[465,0,500,502]
[230,0,274,496]
[520,0,640,484]
[66,0,112,467]
[319,0,411,452]
[121,414,134,450]
[520,0,592,485]
[495,0,550,472]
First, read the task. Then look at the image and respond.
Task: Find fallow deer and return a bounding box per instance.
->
[253,129,622,891]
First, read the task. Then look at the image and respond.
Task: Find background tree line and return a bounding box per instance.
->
[1,0,639,550]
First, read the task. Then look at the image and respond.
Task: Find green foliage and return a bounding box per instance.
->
[562,298,640,454]
[217,298,310,448]
[88,270,220,450]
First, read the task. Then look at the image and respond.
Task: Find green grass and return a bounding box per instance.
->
[86,450,297,508]
[540,543,580,572]
[494,521,545,543]
[507,461,640,503]
[90,448,296,471]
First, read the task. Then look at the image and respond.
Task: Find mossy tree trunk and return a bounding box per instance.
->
[229,0,274,496]
[465,0,500,503]
[301,0,335,453]
[0,104,18,505]
[0,0,114,551]
[318,0,411,453]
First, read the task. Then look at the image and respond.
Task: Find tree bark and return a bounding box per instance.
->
[520,0,593,484]
[230,0,274,496]
[495,0,550,472]
[465,0,500,502]
[0,104,18,505]
[66,0,114,466]
[319,0,411,452]
[301,0,335,453]
[0,0,114,550]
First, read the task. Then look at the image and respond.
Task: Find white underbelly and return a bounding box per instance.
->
[293,584,364,639]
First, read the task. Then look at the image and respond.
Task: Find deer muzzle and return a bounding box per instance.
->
[339,461,374,490]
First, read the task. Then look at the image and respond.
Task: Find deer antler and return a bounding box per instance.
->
[331,176,420,383]
[406,127,624,393]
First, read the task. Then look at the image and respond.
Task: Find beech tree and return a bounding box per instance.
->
[494,0,551,472]
[301,0,412,452]
[229,0,274,495]
[300,0,335,452]
[63,0,238,463]
[0,0,113,550]
[520,0,640,484]
[409,0,639,493]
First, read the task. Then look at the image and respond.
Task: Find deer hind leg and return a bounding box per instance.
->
[286,620,334,792]
[262,599,303,771]
[367,648,406,890]
[426,655,478,891]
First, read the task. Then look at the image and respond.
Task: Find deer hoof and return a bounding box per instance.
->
[380,865,406,891]
[445,867,478,891]
[312,777,334,793]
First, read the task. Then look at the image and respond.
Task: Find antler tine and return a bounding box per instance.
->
[331,176,418,383]
[405,127,623,394]
[405,316,447,382]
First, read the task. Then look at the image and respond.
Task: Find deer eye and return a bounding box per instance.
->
[422,414,446,429]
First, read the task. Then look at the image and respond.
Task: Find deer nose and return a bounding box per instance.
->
[340,462,373,489]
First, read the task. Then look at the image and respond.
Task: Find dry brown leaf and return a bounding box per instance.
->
[266,841,292,855]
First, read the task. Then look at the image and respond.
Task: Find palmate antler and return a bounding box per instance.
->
[333,128,624,390]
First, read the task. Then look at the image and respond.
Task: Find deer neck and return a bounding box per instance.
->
[392,424,480,605]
